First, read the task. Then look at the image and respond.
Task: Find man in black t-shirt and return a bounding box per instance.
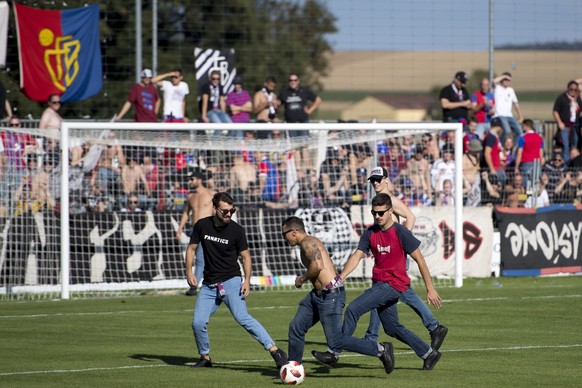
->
[185,192,287,369]
[279,72,321,127]
[439,71,472,124]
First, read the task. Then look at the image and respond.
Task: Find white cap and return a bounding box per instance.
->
[141,68,153,78]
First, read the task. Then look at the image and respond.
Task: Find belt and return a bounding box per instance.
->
[314,286,345,297]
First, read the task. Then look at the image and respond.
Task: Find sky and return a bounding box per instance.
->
[324,0,582,51]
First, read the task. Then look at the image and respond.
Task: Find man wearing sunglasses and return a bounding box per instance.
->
[312,193,443,370]
[185,192,287,369]
[199,70,232,124]
[363,166,448,356]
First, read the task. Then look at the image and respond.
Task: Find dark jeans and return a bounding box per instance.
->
[343,282,431,359]
[288,289,345,362]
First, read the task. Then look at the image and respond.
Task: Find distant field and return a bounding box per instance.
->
[317,50,581,121]
[1,277,581,387]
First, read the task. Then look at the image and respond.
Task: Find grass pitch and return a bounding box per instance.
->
[1,276,581,387]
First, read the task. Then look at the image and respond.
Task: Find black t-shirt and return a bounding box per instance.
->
[279,87,317,122]
[440,84,470,122]
[553,92,582,124]
[190,216,248,284]
[198,82,225,113]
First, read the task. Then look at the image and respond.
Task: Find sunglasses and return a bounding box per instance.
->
[371,209,390,217]
[288,78,298,82]
[211,77,220,81]
[50,100,61,104]
[282,229,295,238]
[9,123,20,127]
[129,200,139,204]
[369,178,382,184]
[217,207,236,216]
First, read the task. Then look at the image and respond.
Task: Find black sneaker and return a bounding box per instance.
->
[422,349,441,370]
[378,342,395,374]
[270,348,288,368]
[185,287,198,296]
[194,357,212,368]
[311,350,339,367]
[430,325,448,350]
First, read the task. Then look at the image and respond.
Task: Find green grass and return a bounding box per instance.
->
[1,277,581,387]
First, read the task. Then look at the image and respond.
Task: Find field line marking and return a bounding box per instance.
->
[1,294,581,319]
[1,344,581,377]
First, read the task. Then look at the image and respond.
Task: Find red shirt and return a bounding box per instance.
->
[358,223,421,292]
[517,131,544,163]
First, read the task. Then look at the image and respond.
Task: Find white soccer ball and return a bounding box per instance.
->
[279,361,305,385]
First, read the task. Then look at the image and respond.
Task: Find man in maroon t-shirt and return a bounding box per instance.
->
[115,69,160,122]
[312,193,444,371]
[483,117,507,187]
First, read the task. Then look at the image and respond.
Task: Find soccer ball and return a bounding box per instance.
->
[279,361,305,385]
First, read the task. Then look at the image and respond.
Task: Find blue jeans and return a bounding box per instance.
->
[475,123,491,139]
[288,289,345,362]
[559,125,579,163]
[192,276,275,356]
[207,109,232,123]
[498,116,523,144]
[194,244,204,286]
[344,282,431,359]
[519,161,540,191]
[364,287,439,342]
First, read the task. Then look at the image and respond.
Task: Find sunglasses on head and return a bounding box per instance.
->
[217,207,236,216]
[371,209,390,217]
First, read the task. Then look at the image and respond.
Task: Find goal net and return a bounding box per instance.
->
[0,121,474,300]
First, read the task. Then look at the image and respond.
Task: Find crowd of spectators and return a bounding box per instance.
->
[2,70,582,218]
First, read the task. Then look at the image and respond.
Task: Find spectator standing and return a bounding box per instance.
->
[493,72,524,144]
[177,170,217,296]
[152,68,190,122]
[199,70,231,124]
[407,145,432,204]
[253,76,281,123]
[463,139,483,206]
[514,119,544,191]
[39,94,63,152]
[552,80,582,163]
[226,76,252,139]
[482,117,507,187]
[185,192,288,368]
[439,71,472,124]
[115,69,160,122]
[430,144,455,193]
[471,78,495,138]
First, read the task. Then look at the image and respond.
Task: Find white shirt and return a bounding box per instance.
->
[524,189,550,208]
[430,158,455,191]
[160,80,190,118]
[493,85,518,117]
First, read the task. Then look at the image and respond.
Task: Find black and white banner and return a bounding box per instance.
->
[194,47,237,94]
[496,206,582,275]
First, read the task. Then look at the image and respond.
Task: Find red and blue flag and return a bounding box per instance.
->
[14,3,102,102]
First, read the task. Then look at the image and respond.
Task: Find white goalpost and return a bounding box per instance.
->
[1,121,465,300]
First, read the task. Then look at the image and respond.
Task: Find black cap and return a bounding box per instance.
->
[455,71,468,84]
[233,75,243,84]
[367,166,388,181]
[189,170,205,180]
[490,117,503,128]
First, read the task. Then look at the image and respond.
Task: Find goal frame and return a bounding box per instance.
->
[57,121,464,299]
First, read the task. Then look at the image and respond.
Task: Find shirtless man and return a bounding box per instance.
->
[463,139,483,206]
[229,154,257,203]
[253,76,280,123]
[177,170,217,296]
[363,166,448,350]
[121,156,151,198]
[39,94,63,153]
[281,216,394,373]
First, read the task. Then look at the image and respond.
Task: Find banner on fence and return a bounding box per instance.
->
[496,206,582,275]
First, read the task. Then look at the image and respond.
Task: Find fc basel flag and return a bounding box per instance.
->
[14,3,102,102]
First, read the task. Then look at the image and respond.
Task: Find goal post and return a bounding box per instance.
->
[1,120,467,300]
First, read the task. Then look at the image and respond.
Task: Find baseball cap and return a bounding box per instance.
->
[233,75,243,84]
[189,170,205,180]
[490,117,503,128]
[367,166,388,181]
[141,68,153,78]
[468,139,483,152]
[455,71,468,84]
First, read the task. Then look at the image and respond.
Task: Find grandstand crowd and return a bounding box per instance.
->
[1,71,582,218]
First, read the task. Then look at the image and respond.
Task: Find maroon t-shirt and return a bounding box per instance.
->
[357,222,421,292]
[128,83,159,122]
